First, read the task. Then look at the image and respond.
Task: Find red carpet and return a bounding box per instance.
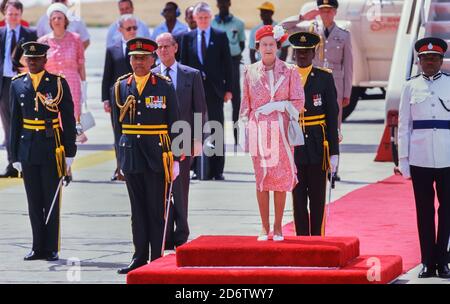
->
[283,175,420,272]
[127,254,402,284]
[176,236,359,267]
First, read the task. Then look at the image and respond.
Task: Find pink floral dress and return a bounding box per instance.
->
[38,31,85,119]
[240,58,305,192]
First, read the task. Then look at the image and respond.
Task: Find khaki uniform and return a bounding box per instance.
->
[312,22,353,125]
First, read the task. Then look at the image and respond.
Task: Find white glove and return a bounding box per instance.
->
[399,158,411,179]
[172,161,180,181]
[12,162,22,173]
[330,155,339,173]
[66,157,74,168]
[81,81,87,105]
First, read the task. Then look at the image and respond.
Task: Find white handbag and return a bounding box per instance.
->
[288,118,304,146]
[79,81,95,132]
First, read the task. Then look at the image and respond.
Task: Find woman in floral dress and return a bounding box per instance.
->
[239,25,305,241]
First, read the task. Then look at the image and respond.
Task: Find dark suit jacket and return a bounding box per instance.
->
[152,63,207,145]
[294,67,339,166]
[101,41,132,102]
[111,73,180,174]
[180,27,232,99]
[9,72,77,164]
[0,26,37,95]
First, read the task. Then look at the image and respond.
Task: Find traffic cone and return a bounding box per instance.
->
[374,125,392,162]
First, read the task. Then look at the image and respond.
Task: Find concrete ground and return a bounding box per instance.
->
[0,28,448,284]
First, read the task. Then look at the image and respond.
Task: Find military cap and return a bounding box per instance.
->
[21,41,50,57]
[289,31,321,49]
[317,0,339,9]
[415,37,448,56]
[127,37,158,55]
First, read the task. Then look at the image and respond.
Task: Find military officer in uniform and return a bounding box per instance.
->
[112,37,180,274]
[398,37,450,279]
[298,0,352,181]
[9,41,77,261]
[290,32,339,236]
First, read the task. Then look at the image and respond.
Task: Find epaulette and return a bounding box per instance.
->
[116,73,132,83]
[407,74,420,81]
[154,73,172,82]
[316,66,333,74]
[12,72,27,81]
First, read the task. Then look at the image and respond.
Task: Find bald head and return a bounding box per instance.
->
[155,33,178,67]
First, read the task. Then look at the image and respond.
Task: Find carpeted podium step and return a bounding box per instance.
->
[175,235,360,268]
[126,235,403,284]
[127,254,403,284]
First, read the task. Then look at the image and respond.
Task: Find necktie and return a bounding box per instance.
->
[201,30,207,64]
[10,29,17,55]
[324,28,330,39]
[165,67,172,80]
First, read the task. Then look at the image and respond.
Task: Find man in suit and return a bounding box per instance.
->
[10,41,77,261]
[180,2,232,180]
[154,32,207,249]
[101,14,136,181]
[0,0,37,178]
[112,37,180,274]
[290,31,339,236]
[211,0,245,146]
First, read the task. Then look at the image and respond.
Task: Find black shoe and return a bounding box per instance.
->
[213,174,225,181]
[0,166,19,178]
[46,251,59,261]
[333,172,341,182]
[24,251,46,261]
[418,264,437,278]
[117,259,147,275]
[437,264,450,278]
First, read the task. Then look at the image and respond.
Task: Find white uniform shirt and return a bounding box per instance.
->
[398,72,450,168]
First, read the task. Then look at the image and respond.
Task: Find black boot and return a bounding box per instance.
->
[117,259,147,274]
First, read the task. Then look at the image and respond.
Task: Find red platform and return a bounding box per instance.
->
[176,235,360,268]
[127,236,403,284]
[127,254,403,284]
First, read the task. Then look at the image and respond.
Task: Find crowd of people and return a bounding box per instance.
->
[2,0,448,279]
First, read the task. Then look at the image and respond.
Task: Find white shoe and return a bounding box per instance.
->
[273,234,284,242]
[257,234,269,241]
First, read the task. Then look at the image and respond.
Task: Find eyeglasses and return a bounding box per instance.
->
[123,26,138,32]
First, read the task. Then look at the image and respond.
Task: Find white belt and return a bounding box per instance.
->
[254,101,298,190]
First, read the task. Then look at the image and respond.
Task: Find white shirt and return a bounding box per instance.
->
[160,61,178,90]
[196,27,211,65]
[151,20,188,40]
[36,11,90,42]
[3,24,21,77]
[398,72,450,168]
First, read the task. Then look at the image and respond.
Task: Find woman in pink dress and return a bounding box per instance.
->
[38,3,87,143]
[239,25,305,241]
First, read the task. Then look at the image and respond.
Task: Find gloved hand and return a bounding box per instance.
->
[12,162,22,173]
[81,81,87,105]
[66,157,74,168]
[399,158,411,179]
[172,161,180,181]
[330,155,339,173]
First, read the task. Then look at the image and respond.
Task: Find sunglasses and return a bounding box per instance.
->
[123,26,138,32]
